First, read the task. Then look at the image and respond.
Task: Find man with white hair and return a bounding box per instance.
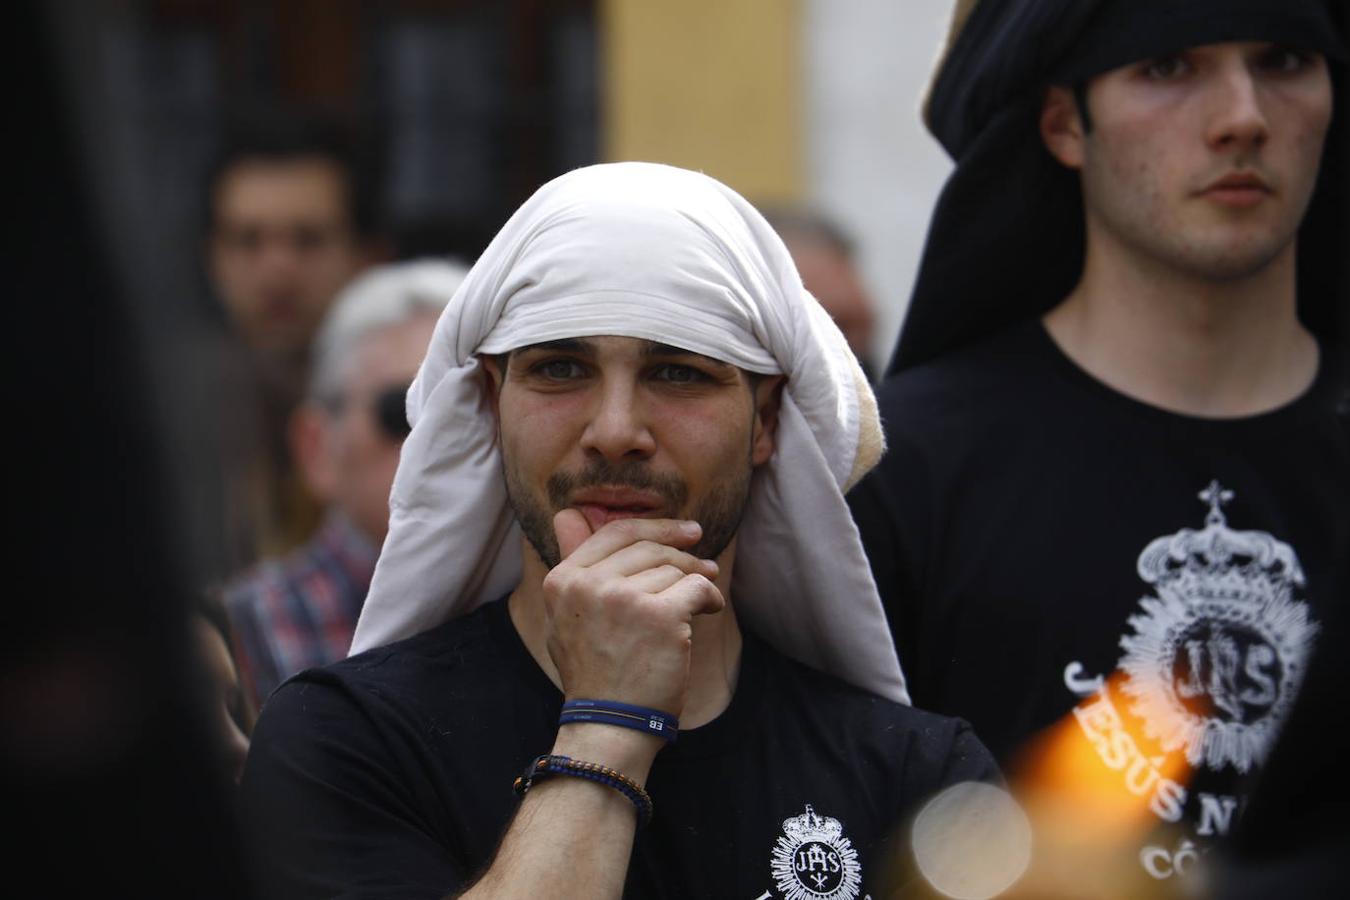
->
[240,163,998,899]
[225,260,467,705]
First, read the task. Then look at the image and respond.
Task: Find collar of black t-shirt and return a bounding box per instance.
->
[1029,320,1346,433]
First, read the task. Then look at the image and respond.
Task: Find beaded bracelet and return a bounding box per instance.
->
[513,754,654,826]
[559,699,679,744]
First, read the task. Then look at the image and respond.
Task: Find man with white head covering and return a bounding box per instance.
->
[240,162,997,899]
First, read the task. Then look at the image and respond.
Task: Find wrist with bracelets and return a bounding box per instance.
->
[511,700,679,826]
[514,753,654,826]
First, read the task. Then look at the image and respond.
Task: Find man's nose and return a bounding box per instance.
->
[1204,63,1269,153]
[580,380,656,462]
[259,237,301,271]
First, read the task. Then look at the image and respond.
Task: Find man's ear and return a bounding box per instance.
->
[290,403,339,503]
[1040,85,1086,170]
[477,353,506,420]
[750,376,785,467]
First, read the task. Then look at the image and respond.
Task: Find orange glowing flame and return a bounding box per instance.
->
[1013,673,1190,837]
[987,672,1197,899]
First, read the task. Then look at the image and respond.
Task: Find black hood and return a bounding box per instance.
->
[888,0,1349,376]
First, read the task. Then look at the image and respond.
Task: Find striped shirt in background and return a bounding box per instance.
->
[224,512,378,707]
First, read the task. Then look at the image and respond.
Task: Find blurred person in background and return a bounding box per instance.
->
[848,0,1348,895]
[207,107,383,375]
[763,207,879,380]
[205,107,385,567]
[225,260,466,707]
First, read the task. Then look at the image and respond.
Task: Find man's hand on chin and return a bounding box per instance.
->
[542,509,723,722]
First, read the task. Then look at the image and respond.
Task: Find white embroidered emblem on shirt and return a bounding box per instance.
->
[769,804,862,900]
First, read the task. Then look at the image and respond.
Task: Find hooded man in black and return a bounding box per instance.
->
[849,0,1348,892]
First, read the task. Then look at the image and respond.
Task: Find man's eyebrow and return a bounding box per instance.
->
[639,341,734,369]
[513,338,592,356]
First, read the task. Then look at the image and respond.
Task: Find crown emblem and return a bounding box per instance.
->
[1136,480,1305,598]
[780,804,844,845]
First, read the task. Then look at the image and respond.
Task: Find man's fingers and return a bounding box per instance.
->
[626,564,697,595]
[658,573,726,618]
[559,516,703,568]
[553,509,594,561]
[595,540,719,580]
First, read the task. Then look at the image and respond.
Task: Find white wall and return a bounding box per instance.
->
[803,0,955,373]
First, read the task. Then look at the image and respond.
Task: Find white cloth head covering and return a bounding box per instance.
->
[350,162,908,704]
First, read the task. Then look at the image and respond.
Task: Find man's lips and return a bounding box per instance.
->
[569,488,668,530]
[261,295,302,323]
[1198,172,1271,208]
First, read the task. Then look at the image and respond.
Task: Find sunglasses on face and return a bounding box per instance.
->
[323,384,412,441]
[374,384,412,441]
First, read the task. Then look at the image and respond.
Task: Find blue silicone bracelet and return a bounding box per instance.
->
[559,699,679,743]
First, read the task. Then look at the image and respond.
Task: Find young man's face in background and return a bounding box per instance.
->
[210,157,366,360]
[1045,42,1333,282]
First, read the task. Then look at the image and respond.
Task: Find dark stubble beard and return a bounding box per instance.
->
[506,456,753,570]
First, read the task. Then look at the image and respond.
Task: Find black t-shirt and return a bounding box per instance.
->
[848,321,1349,880]
[240,598,998,900]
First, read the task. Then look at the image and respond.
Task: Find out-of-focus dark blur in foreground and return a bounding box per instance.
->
[9,3,248,895]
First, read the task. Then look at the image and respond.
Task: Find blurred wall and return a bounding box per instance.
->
[602,0,803,204]
[601,0,956,373]
[803,0,954,372]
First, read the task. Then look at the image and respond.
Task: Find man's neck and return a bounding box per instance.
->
[508,539,743,730]
[1044,239,1319,418]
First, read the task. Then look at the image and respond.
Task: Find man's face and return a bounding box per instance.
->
[486,336,780,569]
[209,157,366,360]
[314,312,438,544]
[1046,42,1333,281]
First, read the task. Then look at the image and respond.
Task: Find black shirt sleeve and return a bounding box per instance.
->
[936,720,1004,788]
[240,675,466,900]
